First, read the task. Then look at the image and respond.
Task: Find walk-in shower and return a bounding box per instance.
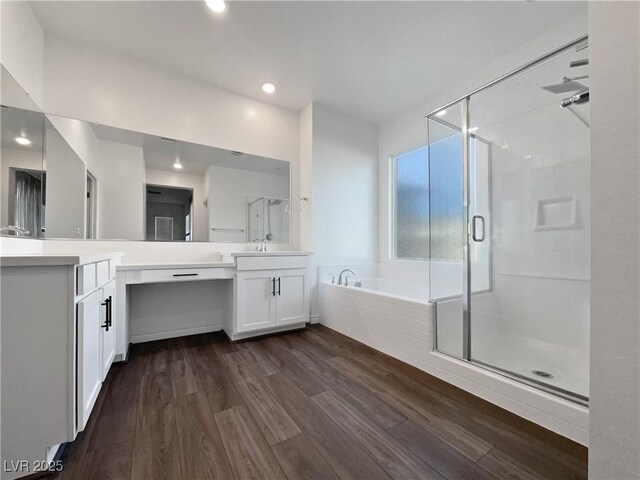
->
[247,196,291,243]
[428,36,590,404]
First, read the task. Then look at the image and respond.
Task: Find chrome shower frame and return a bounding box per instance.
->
[426,34,589,406]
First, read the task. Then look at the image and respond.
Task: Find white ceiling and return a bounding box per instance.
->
[30,1,586,123]
[1,107,45,153]
[91,122,290,176]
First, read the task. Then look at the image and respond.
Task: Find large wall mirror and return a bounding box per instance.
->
[1,66,46,239]
[1,67,291,243]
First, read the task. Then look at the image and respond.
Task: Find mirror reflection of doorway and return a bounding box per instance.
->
[9,168,44,237]
[86,172,97,239]
[145,184,193,241]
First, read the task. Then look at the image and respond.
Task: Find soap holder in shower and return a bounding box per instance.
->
[534,196,578,231]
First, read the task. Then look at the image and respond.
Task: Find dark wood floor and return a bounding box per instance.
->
[57,325,587,480]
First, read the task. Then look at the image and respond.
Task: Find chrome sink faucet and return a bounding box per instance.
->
[337,269,356,286]
[253,238,268,252]
[0,225,30,237]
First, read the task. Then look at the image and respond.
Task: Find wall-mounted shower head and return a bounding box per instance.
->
[268,199,282,206]
[542,76,587,94]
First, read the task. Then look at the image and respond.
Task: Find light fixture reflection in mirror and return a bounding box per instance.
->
[205,0,226,13]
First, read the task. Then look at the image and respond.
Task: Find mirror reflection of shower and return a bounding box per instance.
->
[247,196,290,243]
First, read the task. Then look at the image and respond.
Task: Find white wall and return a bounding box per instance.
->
[97,140,145,240]
[44,128,86,239]
[588,2,640,478]
[145,168,207,242]
[311,103,379,317]
[299,103,313,251]
[378,14,588,264]
[207,165,289,243]
[0,2,44,108]
[0,2,45,256]
[40,35,302,249]
[47,115,101,174]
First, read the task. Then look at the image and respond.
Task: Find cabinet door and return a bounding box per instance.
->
[275,269,308,326]
[77,289,102,431]
[236,271,276,333]
[101,280,116,380]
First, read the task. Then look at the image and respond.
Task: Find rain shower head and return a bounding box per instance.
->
[268,199,282,206]
[541,76,587,94]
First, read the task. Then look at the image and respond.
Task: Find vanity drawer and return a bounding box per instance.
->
[139,268,227,284]
[235,256,308,271]
[77,263,97,296]
[96,261,111,286]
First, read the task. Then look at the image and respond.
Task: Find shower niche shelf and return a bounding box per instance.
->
[534,196,578,231]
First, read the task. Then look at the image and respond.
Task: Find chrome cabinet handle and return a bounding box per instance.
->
[472,215,485,242]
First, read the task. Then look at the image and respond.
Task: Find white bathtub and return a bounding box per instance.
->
[346,277,430,303]
[319,268,589,446]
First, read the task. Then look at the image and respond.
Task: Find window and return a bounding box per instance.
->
[393,145,429,259]
[392,135,470,261]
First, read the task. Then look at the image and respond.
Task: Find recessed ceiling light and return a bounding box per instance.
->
[205,0,226,13]
[262,82,276,94]
[173,158,183,170]
[15,136,31,146]
[436,110,447,117]
[468,126,479,133]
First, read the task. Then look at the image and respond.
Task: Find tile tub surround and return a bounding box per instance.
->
[319,281,589,445]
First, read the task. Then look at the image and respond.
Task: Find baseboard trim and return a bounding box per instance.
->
[309,314,321,324]
[227,322,306,341]
[130,324,223,343]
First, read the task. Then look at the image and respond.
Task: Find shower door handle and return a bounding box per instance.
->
[472,215,485,242]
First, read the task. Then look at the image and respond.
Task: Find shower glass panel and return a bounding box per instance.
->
[248,197,264,241]
[247,197,290,244]
[429,37,589,403]
[428,101,465,358]
[468,43,590,401]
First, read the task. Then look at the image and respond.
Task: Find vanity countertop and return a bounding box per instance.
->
[231,251,313,257]
[0,252,124,267]
[117,261,236,271]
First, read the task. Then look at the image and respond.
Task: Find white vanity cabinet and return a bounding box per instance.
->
[231,254,310,340]
[77,289,103,431]
[275,269,308,326]
[235,270,278,332]
[0,253,121,479]
[100,280,116,380]
[77,279,116,430]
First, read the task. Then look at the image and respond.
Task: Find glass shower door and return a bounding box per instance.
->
[430,38,590,403]
[467,44,590,401]
[428,101,466,358]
